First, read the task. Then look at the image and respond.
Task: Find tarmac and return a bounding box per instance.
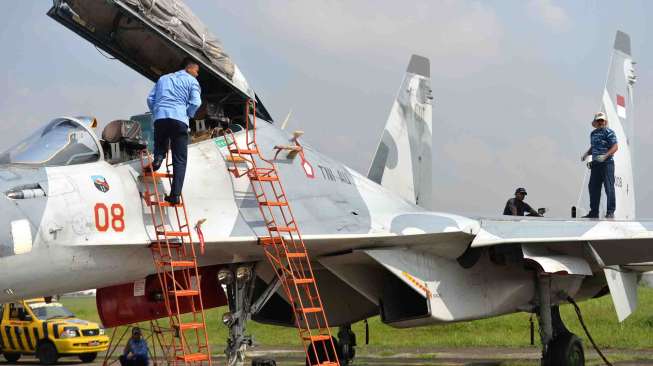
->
[2,347,653,365]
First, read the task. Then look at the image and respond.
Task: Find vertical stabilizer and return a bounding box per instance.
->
[368,55,433,208]
[602,31,637,219]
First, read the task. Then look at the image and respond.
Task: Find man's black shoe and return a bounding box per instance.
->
[151,158,163,172]
[164,195,181,205]
[581,213,599,219]
[605,213,615,219]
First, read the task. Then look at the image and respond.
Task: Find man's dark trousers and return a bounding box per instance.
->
[588,160,615,216]
[153,118,188,197]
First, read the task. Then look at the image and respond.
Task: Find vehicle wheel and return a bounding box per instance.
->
[305,337,340,366]
[547,333,585,366]
[3,353,21,363]
[37,341,59,365]
[79,352,97,363]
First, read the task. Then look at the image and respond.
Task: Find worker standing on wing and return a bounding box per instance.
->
[581,112,618,219]
[147,58,202,205]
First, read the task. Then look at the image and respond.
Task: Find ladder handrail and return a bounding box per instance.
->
[139,151,212,365]
[222,99,340,366]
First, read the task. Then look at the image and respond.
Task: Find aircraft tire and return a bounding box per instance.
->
[3,352,21,363]
[545,333,584,366]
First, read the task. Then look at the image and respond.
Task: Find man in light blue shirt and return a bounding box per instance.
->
[147,58,202,205]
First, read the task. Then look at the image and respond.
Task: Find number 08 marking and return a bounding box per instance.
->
[94,203,125,232]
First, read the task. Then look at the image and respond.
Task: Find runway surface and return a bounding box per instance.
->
[2,347,653,365]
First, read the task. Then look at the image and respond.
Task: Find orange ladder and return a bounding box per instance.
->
[222,100,340,366]
[140,151,212,365]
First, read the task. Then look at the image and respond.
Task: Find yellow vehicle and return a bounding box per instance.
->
[0,298,109,364]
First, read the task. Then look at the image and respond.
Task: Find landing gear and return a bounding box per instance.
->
[219,266,282,366]
[537,277,585,366]
[219,266,255,366]
[337,325,356,365]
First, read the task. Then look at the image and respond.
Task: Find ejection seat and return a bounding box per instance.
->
[100,120,147,164]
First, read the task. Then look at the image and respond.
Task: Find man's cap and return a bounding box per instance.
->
[515,187,527,195]
[593,112,607,122]
[132,327,142,335]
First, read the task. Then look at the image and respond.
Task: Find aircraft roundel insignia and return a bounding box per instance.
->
[302,159,315,179]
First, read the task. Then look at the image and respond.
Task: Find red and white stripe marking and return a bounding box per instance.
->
[616,94,626,119]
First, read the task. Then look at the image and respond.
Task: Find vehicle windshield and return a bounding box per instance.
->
[28,302,75,320]
[0,118,100,167]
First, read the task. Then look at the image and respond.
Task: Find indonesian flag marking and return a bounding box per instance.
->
[616,94,626,119]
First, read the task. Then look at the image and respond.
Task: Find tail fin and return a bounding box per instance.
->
[367,55,433,208]
[603,31,637,219]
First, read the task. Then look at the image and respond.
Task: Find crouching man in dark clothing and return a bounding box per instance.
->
[503,187,542,216]
[119,327,149,366]
[146,58,202,205]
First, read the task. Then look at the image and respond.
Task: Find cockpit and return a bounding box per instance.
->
[0,118,101,167]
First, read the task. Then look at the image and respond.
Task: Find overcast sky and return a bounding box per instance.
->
[1,1,652,218]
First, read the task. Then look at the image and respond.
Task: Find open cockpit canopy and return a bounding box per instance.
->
[0,118,101,167]
[47,0,272,122]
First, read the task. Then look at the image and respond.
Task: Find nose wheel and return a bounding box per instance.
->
[219,265,283,366]
[337,325,356,365]
[219,266,255,366]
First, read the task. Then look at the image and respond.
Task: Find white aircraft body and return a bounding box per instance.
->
[0,1,648,365]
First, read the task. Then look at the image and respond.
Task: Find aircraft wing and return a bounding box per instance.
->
[470,217,653,266]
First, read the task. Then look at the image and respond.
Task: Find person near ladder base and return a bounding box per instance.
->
[146,58,202,205]
[581,111,618,219]
[503,187,542,216]
[119,327,149,366]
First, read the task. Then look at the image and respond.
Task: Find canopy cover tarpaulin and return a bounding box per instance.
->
[120,0,252,92]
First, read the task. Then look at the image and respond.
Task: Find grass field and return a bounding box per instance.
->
[60,287,653,352]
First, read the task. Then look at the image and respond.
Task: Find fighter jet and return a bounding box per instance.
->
[0,1,647,365]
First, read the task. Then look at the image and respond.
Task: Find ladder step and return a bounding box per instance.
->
[292,278,314,285]
[149,241,183,248]
[176,353,209,362]
[150,201,183,208]
[162,260,196,267]
[297,307,323,314]
[157,231,191,237]
[259,236,283,245]
[304,335,331,342]
[177,322,205,331]
[142,171,173,178]
[285,252,306,258]
[170,290,200,297]
[226,155,249,163]
[230,148,258,154]
[260,201,288,207]
[270,226,297,233]
[318,363,339,366]
[250,175,279,182]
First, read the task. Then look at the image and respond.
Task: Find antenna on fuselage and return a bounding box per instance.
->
[280,109,293,130]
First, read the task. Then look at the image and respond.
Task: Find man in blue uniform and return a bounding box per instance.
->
[147,58,202,205]
[581,112,618,219]
[120,327,149,366]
